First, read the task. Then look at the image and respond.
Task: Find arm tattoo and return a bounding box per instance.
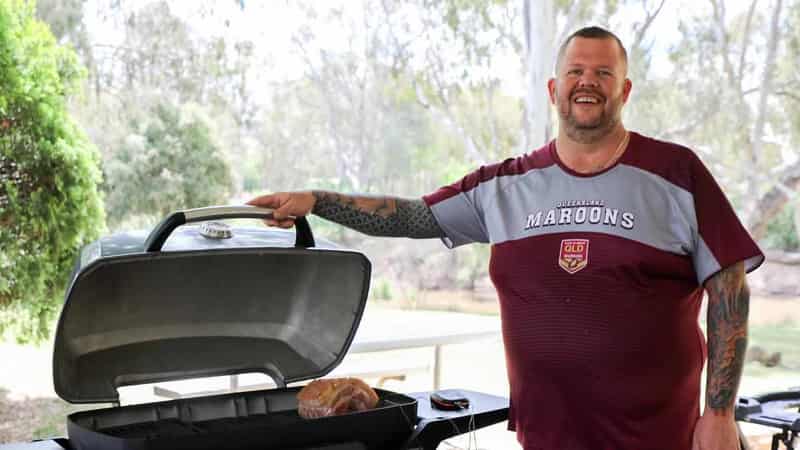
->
[704,261,749,414]
[310,191,444,239]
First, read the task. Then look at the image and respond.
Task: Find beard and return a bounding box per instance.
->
[557,88,622,144]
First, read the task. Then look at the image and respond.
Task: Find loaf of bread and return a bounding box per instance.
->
[297,378,379,419]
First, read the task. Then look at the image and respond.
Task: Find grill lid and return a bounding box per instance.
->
[53,206,371,404]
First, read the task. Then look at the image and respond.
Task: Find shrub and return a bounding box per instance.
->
[0,0,104,342]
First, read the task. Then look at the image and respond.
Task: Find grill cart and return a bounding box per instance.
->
[0,206,508,450]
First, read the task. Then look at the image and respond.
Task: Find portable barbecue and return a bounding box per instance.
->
[0,206,508,450]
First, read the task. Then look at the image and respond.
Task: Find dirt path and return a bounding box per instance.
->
[749,295,800,325]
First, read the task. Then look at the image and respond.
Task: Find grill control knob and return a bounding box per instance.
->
[199,221,232,239]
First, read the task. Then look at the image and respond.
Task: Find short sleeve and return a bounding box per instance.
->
[690,154,764,285]
[422,168,491,248]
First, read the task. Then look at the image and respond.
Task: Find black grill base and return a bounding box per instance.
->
[0,389,510,450]
[67,387,416,450]
[98,410,304,439]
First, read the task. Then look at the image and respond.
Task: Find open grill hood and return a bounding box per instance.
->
[53,206,372,404]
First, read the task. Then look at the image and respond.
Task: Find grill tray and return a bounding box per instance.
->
[67,387,417,450]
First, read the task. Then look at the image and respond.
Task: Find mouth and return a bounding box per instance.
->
[571,91,604,106]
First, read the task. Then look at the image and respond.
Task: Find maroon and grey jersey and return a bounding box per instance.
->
[422,132,763,450]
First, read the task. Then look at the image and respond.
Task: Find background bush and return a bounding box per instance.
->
[0,0,104,343]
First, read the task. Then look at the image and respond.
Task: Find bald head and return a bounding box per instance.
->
[555,26,628,76]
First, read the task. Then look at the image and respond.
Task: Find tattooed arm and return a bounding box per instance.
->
[691,261,749,450]
[704,261,750,412]
[311,191,443,238]
[246,190,444,239]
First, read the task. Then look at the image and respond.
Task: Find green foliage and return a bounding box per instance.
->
[35,0,88,49]
[455,244,490,290]
[761,203,800,251]
[370,277,393,301]
[0,0,104,343]
[103,103,233,229]
[441,0,515,60]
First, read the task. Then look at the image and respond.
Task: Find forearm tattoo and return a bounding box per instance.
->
[311,191,444,239]
[705,261,749,413]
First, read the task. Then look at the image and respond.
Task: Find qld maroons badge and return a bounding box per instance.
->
[558,239,589,274]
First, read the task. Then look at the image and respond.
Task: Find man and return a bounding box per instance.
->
[248,27,763,450]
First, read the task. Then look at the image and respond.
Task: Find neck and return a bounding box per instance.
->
[555,126,629,174]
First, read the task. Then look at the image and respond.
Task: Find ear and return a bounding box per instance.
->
[547,78,556,104]
[622,78,632,104]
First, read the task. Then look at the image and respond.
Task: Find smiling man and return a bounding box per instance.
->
[549,28,631,172]
[248,26,763,450]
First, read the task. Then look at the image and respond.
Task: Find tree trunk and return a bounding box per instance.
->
[747,162,800,240]
[522,0,554,150]
[745,0,783,224]
[741,0,793,239]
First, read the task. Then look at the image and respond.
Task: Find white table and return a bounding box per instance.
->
[151,308,502,399]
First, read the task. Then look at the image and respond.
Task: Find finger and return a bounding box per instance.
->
[245,196,263,206]
[276,219,295,229]
[273,203,294,220]
[262,218,279,227]
[246,194,278,208]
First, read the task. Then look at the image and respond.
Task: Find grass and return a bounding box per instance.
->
[0,389,101,443]
[744,320,800,379]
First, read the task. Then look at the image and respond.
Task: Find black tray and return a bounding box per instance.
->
[736,390,800,432]
[67,387,417,450]
[736,389,800,450]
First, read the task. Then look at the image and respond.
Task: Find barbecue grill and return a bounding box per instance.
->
[0,206,508,450]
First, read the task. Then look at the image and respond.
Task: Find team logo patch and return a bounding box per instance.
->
[558,239,589,274]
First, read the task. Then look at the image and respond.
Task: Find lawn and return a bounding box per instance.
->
[742,320,800,381]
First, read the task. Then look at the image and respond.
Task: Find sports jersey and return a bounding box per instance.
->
[422,132,764,450]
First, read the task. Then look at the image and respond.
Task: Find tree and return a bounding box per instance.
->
[0,0,104,342]
[39,1,260,206]
[523,0,555,148]
[103,102,233,228]
[375,0,524,164]
[641,0,794,245]
[743,0,800,242]
[34,0,89,47]
[255,69,446,243]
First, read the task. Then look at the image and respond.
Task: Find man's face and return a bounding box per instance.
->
[548,37,632,143]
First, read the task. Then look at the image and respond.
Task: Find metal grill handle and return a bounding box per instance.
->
[144,205,316,252]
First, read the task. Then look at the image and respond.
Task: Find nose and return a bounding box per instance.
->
[577,76,599,89]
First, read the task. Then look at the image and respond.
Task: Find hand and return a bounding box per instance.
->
[692,410,741,450]
[246,191,315,229]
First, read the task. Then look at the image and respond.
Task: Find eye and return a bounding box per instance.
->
[598,69,613,77]
[567,68,582,76]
